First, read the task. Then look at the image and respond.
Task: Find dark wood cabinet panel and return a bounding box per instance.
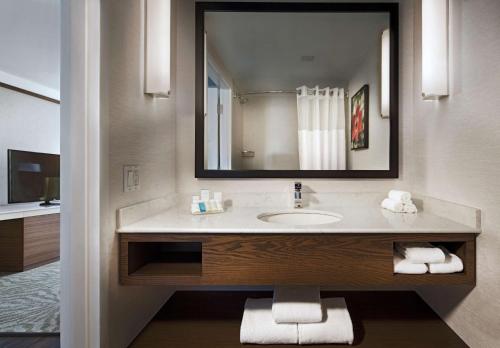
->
[0,214,60,272]
[24,214,60,268]
[119,232,477,287]
[0,219,24,271]
[202,234,393,285]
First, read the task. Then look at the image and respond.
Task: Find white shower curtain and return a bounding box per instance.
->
[296,86,346,170]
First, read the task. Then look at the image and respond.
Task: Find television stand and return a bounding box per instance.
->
[0,202,60,272]
[40,201,61,207]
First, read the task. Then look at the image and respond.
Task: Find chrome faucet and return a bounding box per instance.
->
[294,182,303,208]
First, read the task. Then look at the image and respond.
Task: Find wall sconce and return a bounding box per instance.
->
[204,31,208,115]
[422,0,449,100]
[380,28,390,118]
[145,0,171,98]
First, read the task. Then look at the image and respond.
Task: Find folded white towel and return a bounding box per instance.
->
[298,298,354,345]
[273,286,322,324]
[381,198,418,214]
[428,249,464,274]
[396,242,446,264]
[402,203,418,214]
[393,252,428,274]
[381,198,404,212]
[388,189,412,203]
[240,298,298,344]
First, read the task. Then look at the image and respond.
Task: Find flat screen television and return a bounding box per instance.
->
[8,149,60,205]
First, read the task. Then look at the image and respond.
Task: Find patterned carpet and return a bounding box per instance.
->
[0,262,60,333]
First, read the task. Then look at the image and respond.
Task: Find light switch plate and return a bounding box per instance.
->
[123,165,140,192]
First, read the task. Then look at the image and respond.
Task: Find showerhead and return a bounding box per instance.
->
[233,94,249,104]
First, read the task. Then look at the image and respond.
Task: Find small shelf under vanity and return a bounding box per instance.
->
[127,241,202,277]
[120,233,477,287]
[392,240,471,279]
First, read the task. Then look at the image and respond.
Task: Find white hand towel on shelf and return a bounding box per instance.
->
[240,298,298,344]
[388,189,412,203]
[428,248,464,274]
[393,252,428,274]
[298,298,354,345]
[272,286,322,324]
[396,242,446,264]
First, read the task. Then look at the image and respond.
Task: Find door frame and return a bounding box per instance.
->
[60,0,100,347]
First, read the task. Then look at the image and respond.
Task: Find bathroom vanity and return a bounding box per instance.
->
[118,200,479,287]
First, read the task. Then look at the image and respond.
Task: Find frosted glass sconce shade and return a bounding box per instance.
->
[381,29,390,118]
[421,0,449,100]
[145,0,171,97]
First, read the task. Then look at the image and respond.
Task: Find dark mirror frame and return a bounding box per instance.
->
[195,2,399,179]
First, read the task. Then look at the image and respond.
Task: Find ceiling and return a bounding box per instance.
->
[205,11,389,92]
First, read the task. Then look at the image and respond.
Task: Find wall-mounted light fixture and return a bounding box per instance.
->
[145,0,171,98]
[422,0,449,100]
[380,28,390,118]
[204,31,208,115]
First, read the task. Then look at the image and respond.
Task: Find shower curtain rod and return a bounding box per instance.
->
[235,89,349,98]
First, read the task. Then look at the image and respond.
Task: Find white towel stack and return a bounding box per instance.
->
[393,243,463,274]
[381,190,418,214]
[240,298,298,344]
[240,286,354,345]
[272,286,323,324]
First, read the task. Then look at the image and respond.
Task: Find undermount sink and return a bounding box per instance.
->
[257,210,343,226]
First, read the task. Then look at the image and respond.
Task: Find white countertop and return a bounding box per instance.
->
[0,202,60,221]
[116,204,480,234]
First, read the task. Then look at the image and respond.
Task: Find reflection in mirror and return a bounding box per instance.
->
[203,10,392,172]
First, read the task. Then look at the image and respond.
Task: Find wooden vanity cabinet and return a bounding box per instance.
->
[119,233,477,287]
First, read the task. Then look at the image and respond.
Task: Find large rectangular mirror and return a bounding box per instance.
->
[195,3,398,178]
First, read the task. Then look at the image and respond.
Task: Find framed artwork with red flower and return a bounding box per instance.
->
[351,85,369,150]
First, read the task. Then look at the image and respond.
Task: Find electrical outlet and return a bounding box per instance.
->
[123,165,140,192]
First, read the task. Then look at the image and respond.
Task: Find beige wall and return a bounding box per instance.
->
[175,0,413,194]
[412,0,500,347]
[100,0,177,347]
[0,88,60,204]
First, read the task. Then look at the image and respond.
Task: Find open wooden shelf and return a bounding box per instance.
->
[131,262,202,277]
[129,291,469,348]
[126,241,202,278]
[391,239,476,284]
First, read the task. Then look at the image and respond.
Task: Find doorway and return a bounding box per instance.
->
[205,63,232,170]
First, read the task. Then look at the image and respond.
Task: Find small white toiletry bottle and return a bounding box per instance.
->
[191,195,201,214]
[200,189,210,202]
[207,199,217,212]
[213,192,223,211]
[191,203,200,214]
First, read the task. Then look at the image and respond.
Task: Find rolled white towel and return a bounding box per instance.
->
[381,198,404,212]
[298,298,354,345]
[428,248,464,274]
[273,286,322,324]
[388,189,412,203]
[402,202,418,214]
[396,242,446,264]
[240,298,298,344]
[393,252,428,274]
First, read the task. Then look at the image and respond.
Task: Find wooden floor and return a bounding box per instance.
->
[129,291,468,348]
[0,335,60,348]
